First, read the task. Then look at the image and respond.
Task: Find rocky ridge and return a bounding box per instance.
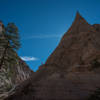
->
[0,22,33,99]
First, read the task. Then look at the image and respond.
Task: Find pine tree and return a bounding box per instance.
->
[0,23,21,69]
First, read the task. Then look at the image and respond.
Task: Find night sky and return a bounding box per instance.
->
[0,0,100,71]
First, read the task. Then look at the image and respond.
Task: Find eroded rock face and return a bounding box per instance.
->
[45,12,100,71]
[0,58,33,100]
[5,12,100,100]
[0,23,33,99]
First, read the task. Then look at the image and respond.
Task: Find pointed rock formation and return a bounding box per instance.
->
[5,12,100,100]
[67,12,92,33]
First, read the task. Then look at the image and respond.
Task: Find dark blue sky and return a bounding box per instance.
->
[0,0,100,71]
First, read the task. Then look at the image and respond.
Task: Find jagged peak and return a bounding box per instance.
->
[75,11,82,18]
[74,11,88,24]
[66,12,92,34]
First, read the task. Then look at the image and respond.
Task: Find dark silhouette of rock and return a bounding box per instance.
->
[5,12,100,100]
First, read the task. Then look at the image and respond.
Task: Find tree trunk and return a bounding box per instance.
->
[0,41,9,69]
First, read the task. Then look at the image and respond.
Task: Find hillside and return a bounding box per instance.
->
[0,22,33,100]
[5,12,100,100]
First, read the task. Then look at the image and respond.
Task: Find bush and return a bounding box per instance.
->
[91,59,100,69]
[88,88,100,100]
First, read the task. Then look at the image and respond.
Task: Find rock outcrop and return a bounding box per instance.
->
[0,21,33,100]
[5,12,100,100]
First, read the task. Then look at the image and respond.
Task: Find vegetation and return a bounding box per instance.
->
[91,59,100,69]
[87,59,100,100]
[0,22,21,69]
[88,88,100,100]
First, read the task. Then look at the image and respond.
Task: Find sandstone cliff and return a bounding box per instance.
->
[0,22,33,100]
[5,12,100,100]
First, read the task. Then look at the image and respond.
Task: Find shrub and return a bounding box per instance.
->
[91,59,100,69]
[88,88,100,100]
